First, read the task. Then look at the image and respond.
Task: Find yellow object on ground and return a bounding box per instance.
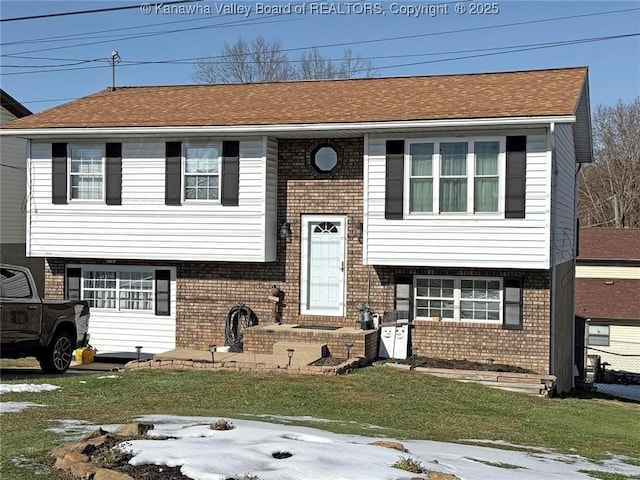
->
[74,347,95,364]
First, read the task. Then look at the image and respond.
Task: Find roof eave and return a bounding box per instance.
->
[0,115,576,138]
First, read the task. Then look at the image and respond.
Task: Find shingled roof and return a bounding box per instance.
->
[578,228,640,262]
[2,67,588,129]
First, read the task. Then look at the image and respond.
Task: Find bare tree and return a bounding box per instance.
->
[193,36,292,84]
[298,48,375,80]
[194,37,375,83]
[578,98,640,228]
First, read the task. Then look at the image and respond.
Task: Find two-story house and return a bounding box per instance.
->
[0,67,591,392]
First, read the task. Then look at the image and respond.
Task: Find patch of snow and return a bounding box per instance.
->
[96,375,119,379]
[245,413,388,432]
[0,383,60,394]
[11,455,48,475]
[0,402,45,414]
[105,415,640,480]
[594,383,640,402]
[46,419,120,441]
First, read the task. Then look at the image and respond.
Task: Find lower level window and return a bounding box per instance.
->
[414,276,502,322]
[83,270,153,311]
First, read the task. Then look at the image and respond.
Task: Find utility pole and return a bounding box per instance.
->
[109,51,121,92]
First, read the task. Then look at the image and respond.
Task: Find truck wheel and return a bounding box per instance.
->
[39,332,74,374]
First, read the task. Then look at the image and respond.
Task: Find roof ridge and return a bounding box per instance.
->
[105,66,589,90]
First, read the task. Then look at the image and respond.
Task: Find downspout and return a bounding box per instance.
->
[572,162,582,388]
[549,122,557,384]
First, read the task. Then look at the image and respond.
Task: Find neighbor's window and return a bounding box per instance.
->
[414,276,502,322]
[70,147,103,200]
[439,142,468,213]
[312,146,338,173]
[588,325,610,346]
[82,270,153,311]
[184,146,220,200]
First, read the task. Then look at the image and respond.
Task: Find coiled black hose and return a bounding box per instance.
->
[224,304,258,351]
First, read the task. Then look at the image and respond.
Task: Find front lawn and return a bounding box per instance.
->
[1,367,638,479]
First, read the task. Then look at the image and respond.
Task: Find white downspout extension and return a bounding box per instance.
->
[549,122,557,384]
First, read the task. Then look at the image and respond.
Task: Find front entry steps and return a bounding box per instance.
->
[272,341,328,366]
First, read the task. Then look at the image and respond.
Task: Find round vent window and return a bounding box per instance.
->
[312,146,338,173]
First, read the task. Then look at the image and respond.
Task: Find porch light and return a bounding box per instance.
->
[280,222,293,242]
[135,346,143,362]
[209,345,217,364]
[356,222,363,243]
[345,342,353,359]
[287,348,295,367]
[487,358,494,370]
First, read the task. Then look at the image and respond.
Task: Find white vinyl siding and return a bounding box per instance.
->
[29,138,276,262]
[587,324,640,371]
[364,130,552,269]
[576,265,640,279]
[0,107,27,244]
[69,264,176,354]
[551,123,577,265]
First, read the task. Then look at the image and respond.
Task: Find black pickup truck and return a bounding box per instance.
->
[0,264,90,373]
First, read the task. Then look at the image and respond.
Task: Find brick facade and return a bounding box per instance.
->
[43,136,553,374]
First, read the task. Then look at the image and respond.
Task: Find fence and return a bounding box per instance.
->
[583,345,640,401]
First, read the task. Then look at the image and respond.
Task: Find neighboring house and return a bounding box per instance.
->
[576,228,640,371]
[0,67,592,392]
[0,90,43,291]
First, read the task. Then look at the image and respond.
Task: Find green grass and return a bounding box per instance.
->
[1,367,639,479]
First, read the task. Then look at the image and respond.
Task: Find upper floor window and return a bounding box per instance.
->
[70,147,103,200]
[407,139,502,215]
[184,146,220,201]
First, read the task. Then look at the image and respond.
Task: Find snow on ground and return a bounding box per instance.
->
[0,383,60,394]
[594,383,640,402]
[0,402,45,414]
[96,375,120,379]
[69,414,637,480]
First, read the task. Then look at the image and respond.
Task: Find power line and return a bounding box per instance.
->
[0,0,203,23]
[2,32,636,77]
[1,5,637,58]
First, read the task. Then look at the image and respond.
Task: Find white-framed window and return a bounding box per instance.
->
[82,269,154,311]
[183,145,220,201]
[406,138,503,215]
[588,325,610,346]
[69,146,104,200]
[414,276,502,322]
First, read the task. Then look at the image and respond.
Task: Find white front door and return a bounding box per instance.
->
[300,215,346,316]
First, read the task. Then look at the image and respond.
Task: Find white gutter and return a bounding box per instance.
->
[0,115,577,138]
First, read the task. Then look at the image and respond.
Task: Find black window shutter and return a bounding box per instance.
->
[385,140,405,220]
[505,136,527,218]
[503,277,523,330]
[165,142,182,206]
[105,143,122,205]
[66,268,81,300]
[155,270,171,316]
[52,143,68,205]
[221,141,240,206]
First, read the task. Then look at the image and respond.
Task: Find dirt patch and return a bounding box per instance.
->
[396,356,535,374]
[309,356,348,367]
